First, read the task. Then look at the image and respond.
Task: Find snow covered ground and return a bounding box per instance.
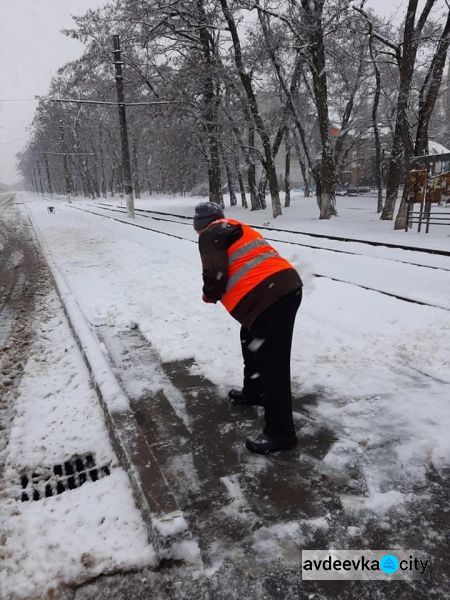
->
[124,189,450,250]
[4,190,449,596]
[0,197,155,599]
[23,191,450,498]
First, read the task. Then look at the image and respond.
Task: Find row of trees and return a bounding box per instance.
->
[18,0,450,227]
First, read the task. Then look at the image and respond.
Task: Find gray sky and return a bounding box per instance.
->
[0,0,108,184]
[0,0,441,184]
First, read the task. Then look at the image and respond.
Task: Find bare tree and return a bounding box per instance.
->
[368,26,384,213]
[197,0,223,204]
[219,0,282,217]
[355,1,438,220]
[253,5,318,203]
[395,7,450,229]
[18,0,448,232]
[298,0,337,219]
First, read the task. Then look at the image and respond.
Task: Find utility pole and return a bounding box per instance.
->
[112,34,135,218]
[44,71,181,210]
[59,120,72,201]
[44,153,53,195]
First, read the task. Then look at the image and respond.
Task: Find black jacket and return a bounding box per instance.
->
[198,220,302,328]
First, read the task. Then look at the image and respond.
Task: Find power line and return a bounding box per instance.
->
[1,97,182,106]
[46,97,182,107]
[44,151,95,156]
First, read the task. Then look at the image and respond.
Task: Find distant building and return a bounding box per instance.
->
[252,126,449,193]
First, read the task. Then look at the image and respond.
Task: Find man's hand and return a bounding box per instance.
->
[202,294,217,304]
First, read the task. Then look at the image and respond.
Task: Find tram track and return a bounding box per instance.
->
[89,202,450,273]
[67,203,450,312]
[93,201,450,257]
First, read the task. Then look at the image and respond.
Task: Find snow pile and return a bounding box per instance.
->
[1,471,156,599]
[152,510,188,537]
[0,291,155,598]
[250,517,329,564]
[364,490,405,515]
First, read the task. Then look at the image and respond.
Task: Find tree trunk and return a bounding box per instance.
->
[222,147,237,206]
[257,172,267,209]
[381,127,403,219]
[234,156,247,208]
[220,0,281,217]
[197,0,222,205]
[84,159,97,199]
[369,32,383,213]
[110,168,115,197]
[132,140,141,199]
[37,161,45,195]
[414,10,450,156]
[382,72,415,220]
[205,102,222,205]
[380,0,436,220]
[99,131,107,198]
[284,128,291,207]
[90,152,100,198]
[147,160,152,195]
[395,8,450,230]
[247,126,260,211]
[300,0,336,218]
[394,187,410,230]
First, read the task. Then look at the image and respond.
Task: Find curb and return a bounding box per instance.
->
[24,197,201,567]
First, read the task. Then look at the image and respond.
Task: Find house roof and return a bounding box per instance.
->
[429,140,450,154]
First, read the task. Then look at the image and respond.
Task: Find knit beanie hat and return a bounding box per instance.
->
[193,202,225,232]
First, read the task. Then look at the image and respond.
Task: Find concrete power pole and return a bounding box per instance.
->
[112,34,135,218]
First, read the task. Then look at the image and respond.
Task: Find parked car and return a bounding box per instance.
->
[346,186,359,196]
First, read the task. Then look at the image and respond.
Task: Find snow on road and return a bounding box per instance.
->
[23,192,450,518]
[0,200,155,598]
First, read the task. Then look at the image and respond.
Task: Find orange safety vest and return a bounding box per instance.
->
[209,218,295,313]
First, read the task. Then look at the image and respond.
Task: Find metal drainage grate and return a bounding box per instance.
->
[19,453,111,502]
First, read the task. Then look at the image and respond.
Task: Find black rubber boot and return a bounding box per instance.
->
[245,433,297,455]
[228,388,264,407]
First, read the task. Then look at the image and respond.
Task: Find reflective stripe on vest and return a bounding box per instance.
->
[228,238,268,263]
[226,250,280,291]
[205,217,294,313]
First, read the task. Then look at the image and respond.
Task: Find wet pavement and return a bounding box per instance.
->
[90,325,448,599]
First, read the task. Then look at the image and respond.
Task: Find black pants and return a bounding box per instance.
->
[240,288,302,438]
